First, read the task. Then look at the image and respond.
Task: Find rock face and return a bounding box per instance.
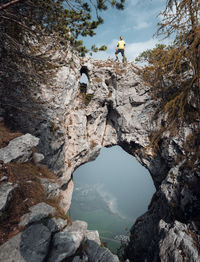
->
[0,215,117,262]
[0,41,200,261]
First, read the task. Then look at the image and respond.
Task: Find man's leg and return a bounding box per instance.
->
[122,56,126,63]
[115,49,119,61]
[121,50,127,63]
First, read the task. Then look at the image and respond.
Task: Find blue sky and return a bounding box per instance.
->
[82,0,168,61]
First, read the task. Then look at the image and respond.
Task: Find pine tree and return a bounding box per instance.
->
[157,0,200,86]
[136,0,200,124]
[0,0,125,56]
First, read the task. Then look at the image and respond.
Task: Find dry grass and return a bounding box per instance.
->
[93,77,102,83]
[90,140,98,149]
[0,162,68,245]
[107,91,112,98]
[0,123,22,149]
[0,122,71,246]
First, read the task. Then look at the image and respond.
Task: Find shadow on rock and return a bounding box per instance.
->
[20,217,56,262]
[0,215,59,262]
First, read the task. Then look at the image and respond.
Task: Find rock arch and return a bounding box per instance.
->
[1,49,199,261]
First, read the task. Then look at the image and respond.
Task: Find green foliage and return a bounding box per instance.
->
[50,121,60,133]
[135,44,171,64]
[157,0,200,79]
[135,0,200,159]
[91,44,107,54]
[0,0,125,56]
[84,94,94,105]
[79,83,93,105]
[80,83,87,94]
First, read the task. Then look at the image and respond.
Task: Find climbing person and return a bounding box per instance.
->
[115,36,126,62]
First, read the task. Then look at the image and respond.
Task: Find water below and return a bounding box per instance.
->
[70,146,155,252]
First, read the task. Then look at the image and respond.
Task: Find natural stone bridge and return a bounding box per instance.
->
[1,46,199,261]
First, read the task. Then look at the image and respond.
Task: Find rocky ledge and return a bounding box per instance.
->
[0,131,119,262]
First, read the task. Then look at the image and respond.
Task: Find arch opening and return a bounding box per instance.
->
[70,145,155,252]
[80,66,89,84]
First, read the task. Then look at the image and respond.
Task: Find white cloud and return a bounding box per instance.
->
[126,38,158,61]
[133,21,150,30]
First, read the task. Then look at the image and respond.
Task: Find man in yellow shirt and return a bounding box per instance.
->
[115,36,126,62]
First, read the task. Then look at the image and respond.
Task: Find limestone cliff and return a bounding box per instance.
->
[0,40,199,261]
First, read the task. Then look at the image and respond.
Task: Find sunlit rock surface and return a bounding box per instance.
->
[0,42,199,261]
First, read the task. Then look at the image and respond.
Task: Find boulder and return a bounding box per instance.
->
[159,220,200,262]
[19,202,56,227]
[48,220,88,262]
[0,134,39,163]
[0,224,51,262]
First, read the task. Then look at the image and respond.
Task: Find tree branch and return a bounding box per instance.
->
[0,14,33,32]
[0,0,24,11]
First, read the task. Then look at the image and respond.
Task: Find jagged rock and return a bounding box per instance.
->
[0,224,51,262]
[48,231,83,262]
[48,220,117,262]
[159,220,200,262]
[66,220,88,234]
[19,202,56,227]
[84,239,119,262]
[48,220,88,262]
[40,178,60,199]
[0,182,17,216]
[0,134,39,163]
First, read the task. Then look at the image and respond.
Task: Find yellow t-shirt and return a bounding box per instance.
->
[117,40,126,49]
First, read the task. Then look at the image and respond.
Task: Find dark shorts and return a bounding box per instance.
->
[115,49,125,56]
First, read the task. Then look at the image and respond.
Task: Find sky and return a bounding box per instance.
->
[81,0,169,62]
